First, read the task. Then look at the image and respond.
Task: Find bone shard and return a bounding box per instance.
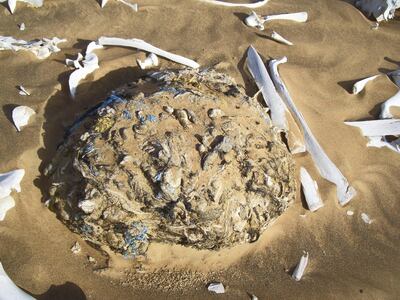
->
[12,106,35,132]
[380,90,400,119]
[352,74,380,94]
[97,37,199,69]
[0,262,35,299]
[300,167,324,212]
[0,169,25,199]
[355,0,400,22]
[263,12,308,22]
[68,52,99,98]
[207,282,225,294]
[245,11,265,30]
[0,36,66,59]
[344,119,400,136]
[269,56,356,205]
[0,196,15,221]
[199,0,269,8]
[292,252,309,281]
[0,0,43,14]
[270,31,293,46]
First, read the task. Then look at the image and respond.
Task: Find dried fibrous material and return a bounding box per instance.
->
[0,0,43,14]
[0,196,15,221]
[199,0,269,8]
[46,69,296,257]
[207,282,225,294]
[355,0,400,22]
[292,252,309,281]
[270,31,293,46]
[0,169,25,199]
[352,75,380,94]
[12,106,35,131]
[269,56,356,206]
[300,167,324,212]
[0,36,66,59]
[97,37,200,69]
[0,263,35,299]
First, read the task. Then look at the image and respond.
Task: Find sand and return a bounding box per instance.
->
[0,0,399,299]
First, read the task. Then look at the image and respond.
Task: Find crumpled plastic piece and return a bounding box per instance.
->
[0,262,35,299]
[355,0,400,22]
[0,0,43,14]
[0,169,25,199]
[0,36,66,59]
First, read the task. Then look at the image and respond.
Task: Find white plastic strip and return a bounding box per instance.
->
[269,56,356,205]
[199,0,269,8]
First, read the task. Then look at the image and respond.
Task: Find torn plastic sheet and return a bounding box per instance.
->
[380,90,400,119]
[12,106,35,131]
[0,262,35,299]
[199,0,269,8]
[352,74,380,94]
[0,36,66,59]
[97,37,200,69]
[0,169,25,199]
[0,196,15,221]
[269,56,356,206]
[0,0,43,14]
[270,31,293,46]
[300,167,324,212]
[68,52,100,98]
[355,0,400,22]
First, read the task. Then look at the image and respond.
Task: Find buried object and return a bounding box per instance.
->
[45,68,296,257]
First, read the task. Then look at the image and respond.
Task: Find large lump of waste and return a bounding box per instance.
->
[45,68,296,257]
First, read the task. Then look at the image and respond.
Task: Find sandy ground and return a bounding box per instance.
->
[1,0,400,299]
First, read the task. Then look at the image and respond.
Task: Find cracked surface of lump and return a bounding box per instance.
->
[45,68,296,257]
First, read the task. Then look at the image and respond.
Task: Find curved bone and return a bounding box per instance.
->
[269,57,356,206]
[0,196,15,221]
[352,74,380,94]
[199,0,269,8]
[263,12,308,22]
[97,37,200,69]
[0,262,35,299]
[292,252,309,281]
[300,167,324,212]
[12,106,35,131]
[68,52,99,98]
[270,31,293,46]
[0,169,25,199]
[380,90,400,119]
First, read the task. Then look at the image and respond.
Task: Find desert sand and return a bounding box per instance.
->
[0,0,400,299]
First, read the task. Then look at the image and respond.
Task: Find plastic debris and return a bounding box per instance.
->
[263,12,308,22]
[292,252,309,281]
[199,0,269,8]
[0,196,15,221]
[0,169,25,199]
[361,212,373,224]
[300,167,324,212]
[0,36,66,59]
[355,0,400,22]
[380,90,400,119]
[18,85,30,96]
[207,282,225,294]
[0,262,35,299]
[137,53,159,70]
[270,31,293,46]
[269,56,356,206]
[97,37,200,69]
[12,106,35,132]
[68,52,100,98]
[352,75,380,94]
[70,242,81,254]
[0,0,43,14]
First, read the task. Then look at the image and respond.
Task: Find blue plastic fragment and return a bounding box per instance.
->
[122,110,132,120]
[147,114,157,122]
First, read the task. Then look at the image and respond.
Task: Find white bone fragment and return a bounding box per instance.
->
[101,0,108,7]
[0,36,66,59]
[347,210,354,216]
[0,262,35,299]
[18,85,30,96]
[0,0,43,14]
[207,282,225,294]
[19,23,25,31]
[118,0,138,11]
[66,53,83,69]
[0,196,15,221]
[352,74,380,94]
[69,52,100,98]
[269,56,356,205]
[0,169,25,199]
[263,12,308,23]
[70,242,81,254]
[245,11,265,30]
[270,31,293,46]
[292,252,309,281]
[380,90,400,119]
[300,167,324,212]
[344,119,400,136]
[361,212,373,224]
[199,0,269,8]
[12,106,35,132]
[97,37,200,69]
[86,41,104,54]
[355,0,400,22]
[137,53,159,70]
[250,294,258,300]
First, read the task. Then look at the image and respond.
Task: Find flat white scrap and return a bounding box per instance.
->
[18,85,30,96]
[355,0,400,22]
[0,169,25,199]
[361,212,373,224]
[0,262,35,299]
[199,0,269,8]
[0,196,15,221]
[292,252,309,281]
[207,282,225,294]
[0,0,43,14]
[263,12,308,22]
[0,36,66,59]
[300,167,324,212]
[269,56,356,205]
[12,106,35,131]
[68,52,100,98]
[97,37,200,69]
[352,75,380,94]
[270,31,293,46]
[380,90,400,119]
